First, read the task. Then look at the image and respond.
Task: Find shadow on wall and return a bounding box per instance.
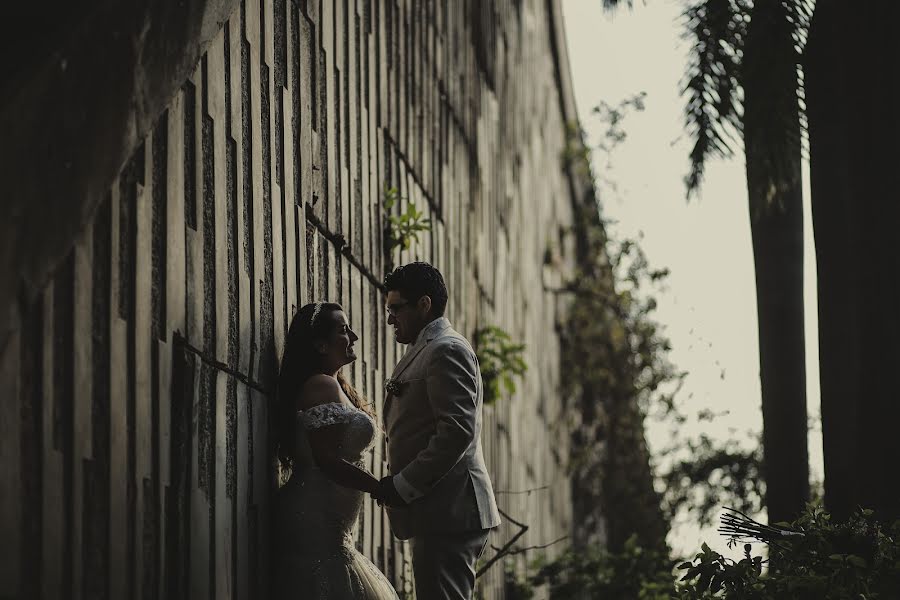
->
[0,0,239,356]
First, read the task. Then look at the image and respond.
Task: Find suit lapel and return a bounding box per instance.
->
[383,338,428,428]
[392,340,428,380]
[382,319,452,429]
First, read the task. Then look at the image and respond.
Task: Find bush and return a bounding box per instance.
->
[526,535,675,599]
[676,506,900,599]
[508,507,900,599]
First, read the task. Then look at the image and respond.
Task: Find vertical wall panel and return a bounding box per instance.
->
[0,330,21,594]
[108,183,128,600]
[247,0,265,383]
[41,283,63,600]
[83,197,112,600]
[215,373,234,600]
[283,2,298,315]
[190,360,210,600]
[250,387,269,598]
[235,382,250,600]
[71,226,93,600]
[150,109,169,600]
[267,0,288,365]
[56,257,76,600]
[19,295,43,599]
[165,341,193,600]
[135,136,154,600]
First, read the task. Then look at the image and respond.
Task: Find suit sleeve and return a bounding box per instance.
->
[397,339,479,497]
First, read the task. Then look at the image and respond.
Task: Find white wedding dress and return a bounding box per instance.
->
[273,402,399,599]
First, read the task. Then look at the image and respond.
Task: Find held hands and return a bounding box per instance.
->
[373,476,407,508]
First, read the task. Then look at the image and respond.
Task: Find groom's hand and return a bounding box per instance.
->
[376,476,407,507]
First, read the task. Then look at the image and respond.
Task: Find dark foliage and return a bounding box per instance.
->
[676,506,900,598]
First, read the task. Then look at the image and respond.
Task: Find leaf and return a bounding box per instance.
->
[773,521,792,528]
[846,555,867,568]
[384,186,398,209]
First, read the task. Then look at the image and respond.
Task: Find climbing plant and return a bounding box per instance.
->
[474,326,527,405]
[555,93,680,552]
[559,200,679,552]
[382,186,431,265]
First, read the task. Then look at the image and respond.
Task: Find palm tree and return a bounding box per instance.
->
[804,0,900,522]
[729,0,811,526]
[599,0,900,525]
[601,0,814,523]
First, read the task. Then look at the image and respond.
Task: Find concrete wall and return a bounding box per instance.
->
[0,0,585,597]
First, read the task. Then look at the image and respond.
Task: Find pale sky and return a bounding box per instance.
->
[561,0,823,558]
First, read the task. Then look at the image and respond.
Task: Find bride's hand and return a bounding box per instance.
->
[374,476,407,507]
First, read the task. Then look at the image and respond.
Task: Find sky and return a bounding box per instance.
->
[560,0,823,558]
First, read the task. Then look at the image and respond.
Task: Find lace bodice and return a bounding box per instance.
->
[297,402,377,464]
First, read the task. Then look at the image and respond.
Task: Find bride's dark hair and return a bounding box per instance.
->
[276,302,371,469]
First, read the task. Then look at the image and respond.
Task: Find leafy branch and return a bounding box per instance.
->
[474,326,527,405]
[658,432,764,529]
[559,92,647,198]
[382,186,431,263]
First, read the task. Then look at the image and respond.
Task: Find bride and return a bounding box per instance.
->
[273,301,399,599]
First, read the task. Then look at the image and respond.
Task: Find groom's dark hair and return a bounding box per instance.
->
[384,262,449,317]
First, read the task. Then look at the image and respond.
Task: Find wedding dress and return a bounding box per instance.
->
[273,402,399,599]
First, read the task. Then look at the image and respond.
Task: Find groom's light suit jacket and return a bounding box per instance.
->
[383,317,501,540]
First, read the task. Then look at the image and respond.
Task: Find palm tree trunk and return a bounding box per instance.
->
[805,0,900,522]
[742,0,809,524]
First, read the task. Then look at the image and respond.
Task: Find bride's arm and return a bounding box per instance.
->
[299,375,381,495]
[306,428,380,495]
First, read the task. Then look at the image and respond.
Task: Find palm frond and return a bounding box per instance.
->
[602,0,635,12]
[786,0,815,52]
[718,507,805,544]
[680,0,749,197]
[741,0,808,212]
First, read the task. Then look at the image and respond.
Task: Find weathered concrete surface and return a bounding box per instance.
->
[0,0,240,355]
[0,1,590,597]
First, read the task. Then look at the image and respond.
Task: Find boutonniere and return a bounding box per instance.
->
[384,378,405,397]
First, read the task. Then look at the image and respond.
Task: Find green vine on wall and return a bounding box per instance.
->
[559,204,678,552]
[555,93,676,553]
[474,326,527,405]
[382,186,432,266]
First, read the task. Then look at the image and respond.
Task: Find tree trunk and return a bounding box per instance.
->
[742,0,809,524]
[805,0,900,522]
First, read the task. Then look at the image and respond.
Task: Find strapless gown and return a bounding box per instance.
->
[273,402,398,599]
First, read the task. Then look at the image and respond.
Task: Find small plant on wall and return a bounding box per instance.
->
[474,326,527,404]
[382,186,431,269]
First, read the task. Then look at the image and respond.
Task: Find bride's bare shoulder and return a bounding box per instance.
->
[299,375,343,410]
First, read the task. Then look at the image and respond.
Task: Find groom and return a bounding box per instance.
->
[376,262,501,599]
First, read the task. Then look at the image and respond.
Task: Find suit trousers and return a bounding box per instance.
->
[411,528,491,600]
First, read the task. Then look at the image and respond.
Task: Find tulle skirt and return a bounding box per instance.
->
[274,544,399,600]
[273,472,399,599]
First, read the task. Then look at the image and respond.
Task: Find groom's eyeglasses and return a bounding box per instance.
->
[385,301,409,317]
